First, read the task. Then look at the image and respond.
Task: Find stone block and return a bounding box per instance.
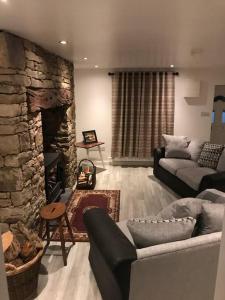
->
[0,223,9,233]
[25,50,43,63]
[0,192,10,199]
[35,129,43,147]
[0,207,25,223]
[0,122,28,135]
[11,187,32,207]
[0,167,23,191]
[21,102,28,116]
[0,93,26,104]
[19,132,31,151]
[0,198,11,208]
[31,78,43,88]
[42,80,54,89]
[0,32,25,70]
[0,124,16,135]
[4,151,33,167]
[0,68,17,75]
[0,74,31,86]
[0,116,21,125]
[15,122,29,133]
[0,156,3,167]
[22,164,35,181]
[0,135,20,155]
[0,84,26,95]
[0,104,21,117]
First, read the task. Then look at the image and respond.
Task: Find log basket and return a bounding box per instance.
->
[6,249,43,300]
[76,159,96,190]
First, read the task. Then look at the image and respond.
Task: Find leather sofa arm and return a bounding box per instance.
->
[153,147,165,170]
[83,208,137,271]
[200,171,225,192]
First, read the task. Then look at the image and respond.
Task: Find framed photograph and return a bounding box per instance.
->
[82,130,98,144]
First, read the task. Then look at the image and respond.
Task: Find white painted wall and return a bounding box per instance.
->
[75,69,112,162]
[75,68,225,161]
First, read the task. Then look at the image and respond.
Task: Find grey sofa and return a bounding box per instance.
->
[84,189,224,300]
[154,146,225,197]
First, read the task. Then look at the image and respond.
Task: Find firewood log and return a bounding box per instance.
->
[4,236,21,263]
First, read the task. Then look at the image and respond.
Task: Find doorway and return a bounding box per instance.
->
[210,85,225,144]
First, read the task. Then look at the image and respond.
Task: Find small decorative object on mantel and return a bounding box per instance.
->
[76,159,96,190]
[2,222,43,300]
[82,130,98,144]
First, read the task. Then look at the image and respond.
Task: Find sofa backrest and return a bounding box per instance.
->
[129,232,221,300]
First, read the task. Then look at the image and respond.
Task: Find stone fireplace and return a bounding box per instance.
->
[0,31,77,231]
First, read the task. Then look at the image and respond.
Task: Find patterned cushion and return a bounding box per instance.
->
[198,143,224,169]
[127,216,196,248]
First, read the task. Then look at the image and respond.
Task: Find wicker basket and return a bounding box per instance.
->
[76,159,96,190]
[6,249,43,300]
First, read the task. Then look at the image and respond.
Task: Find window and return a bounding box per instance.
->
[222,111,225,124]
[212,111,215,123]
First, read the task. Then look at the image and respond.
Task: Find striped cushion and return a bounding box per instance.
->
[127,216,196,248]
[198,143,224,169]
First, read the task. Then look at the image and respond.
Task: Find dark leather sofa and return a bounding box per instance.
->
[153,147,225,197]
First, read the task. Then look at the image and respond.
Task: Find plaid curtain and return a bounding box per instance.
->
[111,71,175,158]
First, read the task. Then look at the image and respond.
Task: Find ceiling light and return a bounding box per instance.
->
[94,65,99,68]
[59,40,67,45]
[170,64,174,68]
[83,57,88,60]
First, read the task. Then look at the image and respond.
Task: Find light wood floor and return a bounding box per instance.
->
[36,165,177,300]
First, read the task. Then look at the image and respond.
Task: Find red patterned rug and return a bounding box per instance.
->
[53,190,120,242]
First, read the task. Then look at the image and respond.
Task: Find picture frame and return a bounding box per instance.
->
[82,130,98,144]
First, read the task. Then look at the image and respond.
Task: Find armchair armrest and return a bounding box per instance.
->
[83,208,137,270]
[200,171,225,192]
[83,208,137,300]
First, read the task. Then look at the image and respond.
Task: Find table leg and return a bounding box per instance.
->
[46,221,51,247]
[64,213,75,245]
[58,218,67,266]
[98,145,105,169]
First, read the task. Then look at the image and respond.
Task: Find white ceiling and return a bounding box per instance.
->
[1,0,225,69]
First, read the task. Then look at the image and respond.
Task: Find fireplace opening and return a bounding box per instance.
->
[44,152,65,204]
[41,107,68,203]
[41,106,67,153]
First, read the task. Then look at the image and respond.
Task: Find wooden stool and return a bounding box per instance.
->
[38,202,75,266]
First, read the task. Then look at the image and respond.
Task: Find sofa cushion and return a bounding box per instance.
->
[176,167,217,191]
[197,189,225,204]
[198,142,224,169]
[159,158,198,175]
[162,134,190,158]
[165,147,191,159]
[188,139,206,161]
[127,216,196,248]
[217,148,225,172]
[158,197,211,219]
[199,203,225,235]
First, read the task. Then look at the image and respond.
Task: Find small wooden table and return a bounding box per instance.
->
[76,141,105,168]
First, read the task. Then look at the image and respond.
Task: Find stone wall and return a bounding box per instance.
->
[0,31,76,230]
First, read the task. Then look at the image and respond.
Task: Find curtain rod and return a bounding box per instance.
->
[108,72,179,76]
